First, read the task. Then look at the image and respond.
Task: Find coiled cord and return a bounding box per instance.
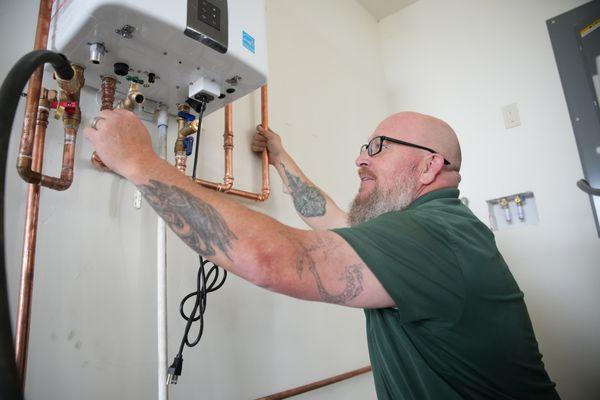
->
[167,97,228,385]
[178,256,227,352]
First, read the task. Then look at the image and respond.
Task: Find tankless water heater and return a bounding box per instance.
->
[48,0,267,115]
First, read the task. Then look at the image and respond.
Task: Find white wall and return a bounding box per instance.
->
[378,1,599,399]
[1,0,388,399]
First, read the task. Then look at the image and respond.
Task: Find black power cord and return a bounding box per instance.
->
[0,50,75,400]
[167,96,227,385]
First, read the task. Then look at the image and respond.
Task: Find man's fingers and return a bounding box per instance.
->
[252,133,267,143]
[251,143,267,152]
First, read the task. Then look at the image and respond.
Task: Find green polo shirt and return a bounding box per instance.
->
[333,188,559,400]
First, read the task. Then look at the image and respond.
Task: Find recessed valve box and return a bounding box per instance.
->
[48,0,267,115]
[487,192,539,231]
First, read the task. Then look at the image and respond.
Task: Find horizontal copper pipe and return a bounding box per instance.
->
[255,366,372,400]
[194,85,270,201]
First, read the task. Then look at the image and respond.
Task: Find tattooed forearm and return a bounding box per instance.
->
[138,179,237,259]
[281,163,326,218]
[283,232,363,305]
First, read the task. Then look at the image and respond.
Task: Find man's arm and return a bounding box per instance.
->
[252,127,348,230]
[85,110,393,308]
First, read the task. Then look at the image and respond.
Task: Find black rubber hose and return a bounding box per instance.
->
[0,49,73,400]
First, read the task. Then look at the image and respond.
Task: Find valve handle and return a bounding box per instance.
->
[177,111,195,122]
[183,136,194,156]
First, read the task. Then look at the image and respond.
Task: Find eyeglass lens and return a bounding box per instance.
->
[368,137,382,156]
[360,137,383,156]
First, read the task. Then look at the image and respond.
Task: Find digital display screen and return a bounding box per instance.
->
[197,0,221,31]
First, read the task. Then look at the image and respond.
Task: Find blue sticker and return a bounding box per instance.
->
[242,31,255,53]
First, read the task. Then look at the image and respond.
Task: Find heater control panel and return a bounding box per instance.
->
[186,0,228,54]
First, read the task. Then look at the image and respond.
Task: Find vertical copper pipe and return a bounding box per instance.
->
[222,104,234,189]
[15,0,52,386]
[100,76,116,111]
[91,76,116,171]
[260,85,270,200]
[16,0,51,182]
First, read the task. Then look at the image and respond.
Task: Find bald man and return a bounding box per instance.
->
[86,111,559,399]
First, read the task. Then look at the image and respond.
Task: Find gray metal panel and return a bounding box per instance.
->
[548,1,600,236]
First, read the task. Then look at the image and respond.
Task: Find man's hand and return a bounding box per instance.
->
[251,125,285,165]
[84,109,159,180]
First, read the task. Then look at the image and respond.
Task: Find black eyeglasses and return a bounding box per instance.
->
[360,136,451,165]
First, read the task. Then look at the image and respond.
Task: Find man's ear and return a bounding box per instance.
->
[419,155,444,184]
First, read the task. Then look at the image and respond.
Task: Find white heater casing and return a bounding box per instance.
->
[48,0,267,115]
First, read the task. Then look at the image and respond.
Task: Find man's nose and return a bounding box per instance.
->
[355,151,370,167]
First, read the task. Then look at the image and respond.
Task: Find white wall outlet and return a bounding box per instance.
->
[502,103,521,129]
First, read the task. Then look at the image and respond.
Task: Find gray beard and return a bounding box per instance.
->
[347,173,418,227]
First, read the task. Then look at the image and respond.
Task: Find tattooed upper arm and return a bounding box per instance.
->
[277,230,394,308]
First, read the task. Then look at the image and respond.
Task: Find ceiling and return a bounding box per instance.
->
[356,0,419,21]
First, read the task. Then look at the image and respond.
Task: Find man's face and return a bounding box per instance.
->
[348,134,422,226]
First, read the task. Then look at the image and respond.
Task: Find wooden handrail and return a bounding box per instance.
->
[255,365,372,400]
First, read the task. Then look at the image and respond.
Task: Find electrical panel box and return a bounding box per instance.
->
[548,2,600,236]
[48,0,267,115]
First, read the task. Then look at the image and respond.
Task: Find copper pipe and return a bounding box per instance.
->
[222,104,234,189]
[100,76,117,111]
[40,118,80,190]
[15,0,51,187]
[91,76,117,171]
[194,85,270,201]
[15,0,52,385]
[15,91,51,385]
[17,64,84,187]
[36,65,84,191]
[255,366,372,400]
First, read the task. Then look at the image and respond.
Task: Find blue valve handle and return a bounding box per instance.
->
[177,111,195,122]
[183,136,194,156]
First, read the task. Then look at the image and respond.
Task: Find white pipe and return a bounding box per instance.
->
[156,106,169,400]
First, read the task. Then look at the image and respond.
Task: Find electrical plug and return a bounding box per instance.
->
[166,354,183,385]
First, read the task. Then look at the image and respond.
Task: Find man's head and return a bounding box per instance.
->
[348,112,461,226]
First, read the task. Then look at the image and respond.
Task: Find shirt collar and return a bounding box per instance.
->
[406,187,460,210]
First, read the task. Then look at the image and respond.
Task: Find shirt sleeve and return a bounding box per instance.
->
[333,210,464,324]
